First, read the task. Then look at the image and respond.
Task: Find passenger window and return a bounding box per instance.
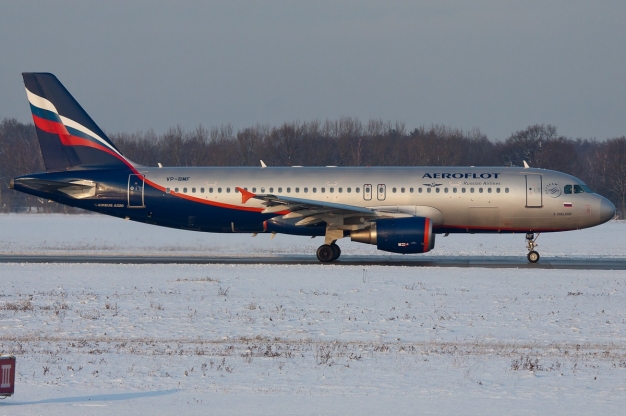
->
[183,187,187,193]
[338,188,342,193]
[488,188,492,193]
[410,187,414,193]
[252,187,256,193]
[496,188,500,193]
[209,187,213,193]
[427,188,431,193]
[287,187,291,193]
[470,188,475,193]
[479,188,483,193]
[201,188,204,193]
[313,187,317,193]
[505,188,509,193]
[261,187,265,193]
[218,188,222,193]
[392,187,397,193]
[462,188,466,193]
[453,188,457,193]
[436,188,440,193]
[166,187,170,193]
[355,187,360,193]
[444,188,448,193]
[304,187,308,193]
[296,187,300,193]
[401,187,405,193]
[321,188,326,193]
[192,188,196,193]
[330,188,334,193]
[226,188,231,193]
[175,187,179,192]
[278,187,282,193]
[347,187,351,193]
[269,187,274,193]
[419,188,423,193]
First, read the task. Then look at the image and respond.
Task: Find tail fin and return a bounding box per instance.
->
[23,72,133,172]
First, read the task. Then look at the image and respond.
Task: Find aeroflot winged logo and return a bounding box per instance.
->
[422,173,501,179]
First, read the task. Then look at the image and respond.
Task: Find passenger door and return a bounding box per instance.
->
[525,175,542,208]
[128,174,145,208]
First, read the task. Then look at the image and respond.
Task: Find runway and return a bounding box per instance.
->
[0,254,625,269]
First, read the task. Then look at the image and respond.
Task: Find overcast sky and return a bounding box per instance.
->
[1,1,624,141]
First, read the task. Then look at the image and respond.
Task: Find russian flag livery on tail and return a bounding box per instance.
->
[23,73,133,172]
[11,73,616,263]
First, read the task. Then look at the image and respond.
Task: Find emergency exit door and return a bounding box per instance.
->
[377,184,386,201]
[363,184,372,201]
[526,175,542,208]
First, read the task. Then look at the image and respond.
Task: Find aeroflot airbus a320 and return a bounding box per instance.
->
[11,73,616,263]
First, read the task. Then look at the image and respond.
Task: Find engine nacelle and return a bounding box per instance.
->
[350,217,435,254]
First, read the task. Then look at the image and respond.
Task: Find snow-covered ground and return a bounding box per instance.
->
[0,215,625,415]
[0,214,625,259]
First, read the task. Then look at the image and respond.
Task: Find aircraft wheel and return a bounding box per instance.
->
[527,251,540,263]
[330,243,341,260]
[316,245,335,262]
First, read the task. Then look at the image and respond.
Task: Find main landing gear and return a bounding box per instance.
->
[316,243,341,262]
[526,232,540,263]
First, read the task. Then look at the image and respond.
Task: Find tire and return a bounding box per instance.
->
[330,243,341,260]
[316,245,335,262]
[527,251,540,263]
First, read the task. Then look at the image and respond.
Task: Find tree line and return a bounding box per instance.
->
[0,117,624,218]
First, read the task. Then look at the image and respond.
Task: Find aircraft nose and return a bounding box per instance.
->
[600,198,616,223]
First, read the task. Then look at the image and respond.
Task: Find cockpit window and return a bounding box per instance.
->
[565,184,594,195]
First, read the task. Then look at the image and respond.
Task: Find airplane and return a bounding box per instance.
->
[10,73,616,263]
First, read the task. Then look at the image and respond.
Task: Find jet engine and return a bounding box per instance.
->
[350,217,435,254]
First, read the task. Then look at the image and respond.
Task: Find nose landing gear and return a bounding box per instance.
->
[526,232,540,263]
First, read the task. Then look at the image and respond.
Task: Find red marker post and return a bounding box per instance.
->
[0,356,16,398]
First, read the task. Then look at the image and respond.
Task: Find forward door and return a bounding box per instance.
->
[525,174,542,208]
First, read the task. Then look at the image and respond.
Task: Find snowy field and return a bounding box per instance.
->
[0,215,625,415]
[1,213,625,259]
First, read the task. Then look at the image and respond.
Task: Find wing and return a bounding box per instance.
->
[236,187,383,227]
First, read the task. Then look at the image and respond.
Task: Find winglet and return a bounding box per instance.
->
[236,187,255,203]
[523,160,530,168]
[260,160,267,168]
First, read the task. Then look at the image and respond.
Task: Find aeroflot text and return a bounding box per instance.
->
[422,173,500,179]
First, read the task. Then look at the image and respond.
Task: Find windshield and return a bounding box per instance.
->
[564,184,594,194]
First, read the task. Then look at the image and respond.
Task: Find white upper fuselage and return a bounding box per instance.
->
[138,165,613,233]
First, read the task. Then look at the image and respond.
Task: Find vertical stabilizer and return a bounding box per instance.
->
[23,72,132,172]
